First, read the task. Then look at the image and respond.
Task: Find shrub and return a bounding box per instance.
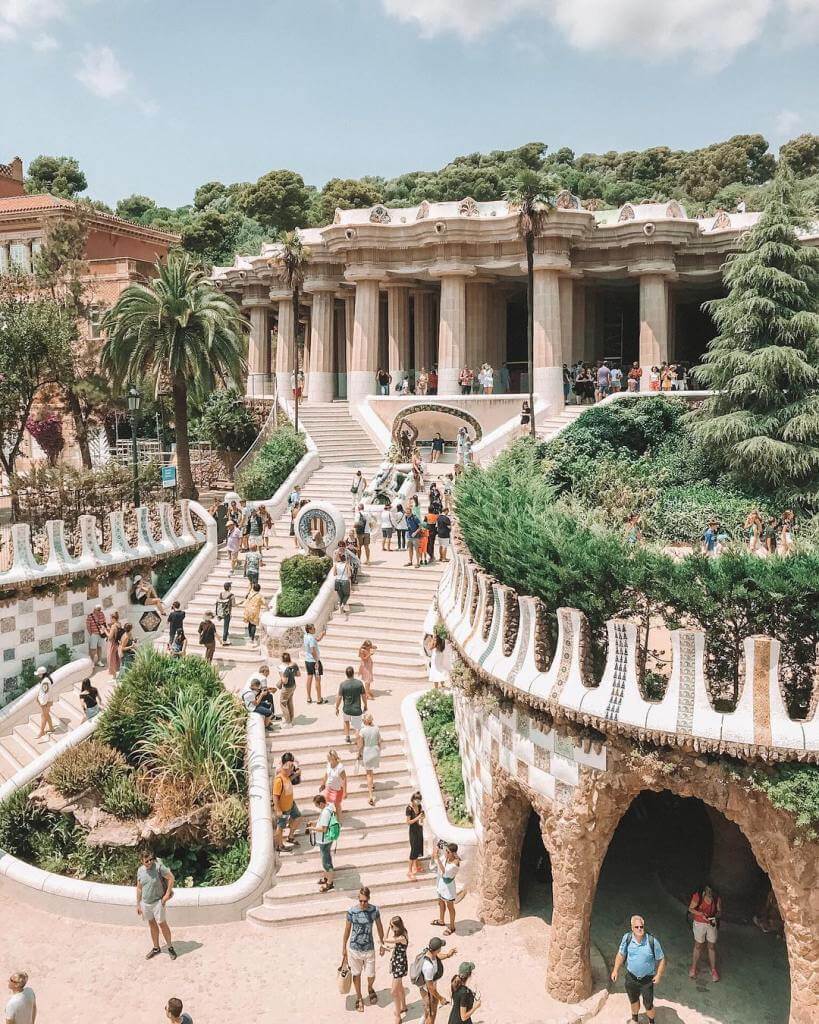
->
[0,784,47,859]
[748,765,819,837]
[648,482,771,544]
[155,549,197,598]
[236,426,306,501]
[99,771,153,819]
[276,554,332,618]
[208,795,248,847]
[48,740,126,797]
[197,389,257,453]
[204,837,250,885]
[430,721,459,760]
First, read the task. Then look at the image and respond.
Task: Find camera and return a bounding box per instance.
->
[436,838,447,851]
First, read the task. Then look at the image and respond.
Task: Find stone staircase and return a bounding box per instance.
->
[535,402,587,442]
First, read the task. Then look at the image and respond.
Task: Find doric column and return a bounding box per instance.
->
[344,294,355,386]
[559,277,574,375]
[386,285,411,385]
[571,281,586,366]
[432,266,474,395]
[532,268,563,410]
[306,286,336,404]
[346,272,381,401]
[466,282,489,372]
[413,291,434,373]
[271,289,294,400]
[639,273,670,389]
[242,287,271,397]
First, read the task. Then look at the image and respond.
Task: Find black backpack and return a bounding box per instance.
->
[623,931,657,959]
[355,513,366,536]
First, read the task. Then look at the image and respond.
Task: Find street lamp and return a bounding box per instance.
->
[127,386,141,508]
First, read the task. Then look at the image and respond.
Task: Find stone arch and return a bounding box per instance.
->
[388,403,483,443]
[479,766,539,925]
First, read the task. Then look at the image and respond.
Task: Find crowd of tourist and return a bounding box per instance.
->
[564,359,692,404]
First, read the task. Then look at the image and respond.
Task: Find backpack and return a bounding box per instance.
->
[410,950,443,988]
[326,810,341,843]
[623,932,656,959]
[354,513,366,536]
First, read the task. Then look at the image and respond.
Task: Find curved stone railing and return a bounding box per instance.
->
[438,550,819,763]
[0,661,274,926]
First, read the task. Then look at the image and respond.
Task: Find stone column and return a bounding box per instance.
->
[344,294,355,389]
[386,285,411,386]
[532,268,563,410]
[572,281,586,366]
[307,287,336,404]
[492,289,508,375]
[0,242,9,275]
[335,298,347,398]
[242,290,271,397]
[435,272,469,395]
[479,771,532,925]
[413,291,434,374]
[466,282,489,372]
[347,276,380,401]
[272,290,295,400]
[639,274,669,389]
[559,277,573,375]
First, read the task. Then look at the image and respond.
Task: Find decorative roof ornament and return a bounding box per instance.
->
[416,200,430,220]
[554,189,581,210]
[582,197,604,211]
[369,204,391,224]
[458,196,478,217]
[618,204,635,222]
[333,208,343,225]
[712,210,732,230]
[666,200,684,219]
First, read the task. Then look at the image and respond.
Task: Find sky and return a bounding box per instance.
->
[1,0,818,208]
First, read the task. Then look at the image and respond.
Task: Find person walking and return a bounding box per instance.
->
[406,791,425,879]
[226,521,242,572]
[106,610,123,677]
[136,849,177,961]
[355,504,374,565]
[455,427,471,467]
[308,793,337,893]
[417,936,457,1024]
[435,512,452,563]
[277,652,300,726]
[688,883,722,981]
[392,504,408,551]
[358,712,382,806]
[350,470,367,511]
[79,677,102,721]
[428,483,443,515]
[382,916,409,1023]
[430,432,445,464]
[167,601,185,646]
[243,582,265,646]
[85,603,108,668]
[341,887,385,1012]
[34,666,56,739]
[216,581,236,646]
[428,634,452,689]
[5,972,36,1024]
[424,511,438,565]
[448,963,480,1023]
[610,914,666,1024]
[336,665,367,745]
[166,629,187,657]
[197,612,217,663]
[321,748,348,822]
[244,543,262,590]
[380,503,394,551]
[303,623,326,704]
[118,622,137,673]
[405,506,422,567]
[272,759,301,852]
[358,640,377,700]
[333,550,352,615]
[261,506,275,550]
[247,505,264,547]
[165,997,193,1024]
[432,843,463,935]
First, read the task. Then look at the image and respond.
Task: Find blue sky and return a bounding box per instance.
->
[1,0,817,207]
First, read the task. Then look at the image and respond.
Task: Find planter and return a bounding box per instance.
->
[261,567,336,652]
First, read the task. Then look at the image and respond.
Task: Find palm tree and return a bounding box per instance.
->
[504,171,555,439]
[101,249,247,499]
[272,230,308,433]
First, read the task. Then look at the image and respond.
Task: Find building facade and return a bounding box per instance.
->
[213,192,818,408]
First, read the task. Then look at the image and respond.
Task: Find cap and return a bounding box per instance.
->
[35,666,48,676]
[458,961,475,977]
[133,574,142,582]
[428,937,446,951]
[94,603,103,610]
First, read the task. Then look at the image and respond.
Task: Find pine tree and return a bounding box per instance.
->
[691,164,819,495]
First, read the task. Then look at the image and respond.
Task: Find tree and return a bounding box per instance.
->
[25,155,87,198]
[504,171,556,439]
[238,169,312,233]
[101,250,247,498]
[317,177,383,224]
[180,208,241,265]
[780,134,819,179]
[690,165,819,494]
[0,273,73,477]
[271,231,308,433]
[193,181,229,210]
[197,389,257,453]
[115,194,157,222]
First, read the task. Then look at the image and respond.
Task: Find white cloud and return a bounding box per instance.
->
[32,32,58,50]
[75,43,130,98]
[0,0,66,39]
[380,0,819,65]
[775,109,803,137]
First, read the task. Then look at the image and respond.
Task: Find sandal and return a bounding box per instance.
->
[368,797,375,806]
[430,919,445,927]
[320,882,335,893]
[443,928,455,936]
[368,992,378,1005]
[355,998,364,1013]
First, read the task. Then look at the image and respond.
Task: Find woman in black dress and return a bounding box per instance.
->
[406,791,424,879]
[79,678,102,721]
[383,915,408,1023]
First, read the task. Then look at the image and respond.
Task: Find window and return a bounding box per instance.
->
[9,242,29,270]
[89,304,106,340]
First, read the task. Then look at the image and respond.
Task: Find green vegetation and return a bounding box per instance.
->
[235,425,306,501]
[747,764,819,838]
[203,838,251,885]
[276,555,332,617]
[154,549,198,598]
[49,740,126,797]
[416,690,471,826]
[196,388,257,453]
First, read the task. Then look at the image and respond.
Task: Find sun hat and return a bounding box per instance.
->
[458,961,475,977]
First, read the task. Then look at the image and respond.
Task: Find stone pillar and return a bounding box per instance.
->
[307,288,336,404]
[466,282,489,372]
[386,285,411,386]
[0,242,9,275]
[559,277,573,377]
[436,273,468,395]
[413,291,434,374]
[344,295,356,392]
[571,281,586,366]
[639,274,669,389]
[273,291,295,400]
[492,289,508,375]
[242,292,271,397]
[348,277,380,401]
[532,269,563,410]
[478,772,532,925]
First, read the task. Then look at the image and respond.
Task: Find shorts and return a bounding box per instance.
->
[141,900,166,924]
[276,802,301,830]
[438,537,450,549]
[624,972,654,1009]
[693,920,718,943]
[319,842,334,873]
[343,713,363,732]
[88,634,104,652]
[407,537,419,549]
[246,571,259,587]
[324,786,344,809]
[347,947,376,979]
[381,527,393,539]
[305,659,323,677]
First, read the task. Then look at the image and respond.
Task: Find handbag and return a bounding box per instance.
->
[338,960,352,996]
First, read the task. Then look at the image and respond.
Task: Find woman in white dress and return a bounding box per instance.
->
[428,634,452,690]
[321,748,348,822]
[357,713,382,807]
[478,363,494,394]
[431,842,463,935]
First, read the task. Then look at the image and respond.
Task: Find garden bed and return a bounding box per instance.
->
[415,690,471,826]
[235,425,307,501]
[274,554,332,618]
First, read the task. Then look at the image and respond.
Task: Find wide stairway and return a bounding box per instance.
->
[535,402,587,442]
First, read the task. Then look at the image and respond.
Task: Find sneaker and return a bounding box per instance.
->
[168,946,178,961]
[146,947,161,960]
[711,968,720,982]
[689,966,696,979]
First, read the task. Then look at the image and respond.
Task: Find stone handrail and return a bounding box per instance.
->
[261,566,337,651]
[438,550,819,762]
[0,662,274,926]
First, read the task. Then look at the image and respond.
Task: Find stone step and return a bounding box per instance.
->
[264,862,430,906]
[294,760,407,787]
[270,720,402,744]
[275,839,414,880]
[246,881,435,929]
[0,737,26,778]
[267,733,405,762]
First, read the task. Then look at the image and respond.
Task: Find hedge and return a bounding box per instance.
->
[235,426,306,501]
[416,690,471,825]
[276,554,332,618]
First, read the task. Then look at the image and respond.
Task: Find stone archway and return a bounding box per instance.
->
[390,403,484,444]
[479,765,535,924]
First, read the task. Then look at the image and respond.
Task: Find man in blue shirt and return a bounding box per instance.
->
[702,518,720,556]
[610,915,666,1023]
[404,509,422,568]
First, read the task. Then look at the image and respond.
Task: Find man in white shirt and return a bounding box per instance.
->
[5,971,36,1024]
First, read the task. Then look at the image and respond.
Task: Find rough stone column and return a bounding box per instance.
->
[466,282,489,371]
[307,288,336,404]
[436,273,468,395]
[242,290,271,397]
[478,771,532,925]
[533,268,563,411]
[572,281,586,366]
[348,277,380,401]
[639,274,669,389]
[273,290,295,400]
[387,285,411,385]
[413,291,433,373]
[559,277,574,374]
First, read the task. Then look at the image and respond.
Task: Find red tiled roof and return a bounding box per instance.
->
[0,194,74,212]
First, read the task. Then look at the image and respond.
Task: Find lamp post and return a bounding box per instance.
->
[127,386,141,508]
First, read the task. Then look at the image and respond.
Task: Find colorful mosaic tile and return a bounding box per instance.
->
[553,732,575,761]
[39,637,53,654]
[53,592,67,607]
[554,781,575,806]
[517,710,530,737]
[53,621,69,637]
[71,602,84,618]
[3,649,14,662]
[20,628,35,644]
[102,595,114,609]
[0,617,14,634]
[18,599,33,615]
[72,630,85,646]
[36,609,51,626]
[533,744,550,772]
[116,577,128,592]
